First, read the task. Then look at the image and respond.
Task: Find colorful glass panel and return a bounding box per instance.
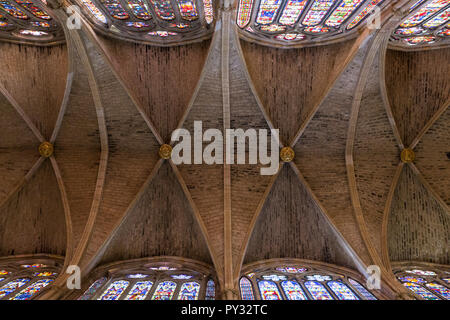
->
[425,283,450,300]
[280,280,307,300]
[31,21,51,27]
[409,0,427,12]
[177,282,200,300]
[400,0,448,27]
[0,270,9,275]
[150,0,175,20]
[177,0,198,21]
[21,264,47,268]
[203,0,213,24]
[205,279,215,300]
[149,266,177,271]
[404,35,436,44]
[237,0,254,28]
[98,280,129,300]
[240,277,254,300]
[276,267,308,273]
[78,277,107,300]
[0,1,28,19]
[306,274,333,281]
[260,23,286,31]
[19,29,48,36]
[256,0,283,25]
[348,278,377,300]
[33,272,57,277]
[171,274,193,280]
[347,0,383,29]
[395,26,426,35]
[275,33,305,40]
[11,279,53,300]
[100,0,129,20]
[0,278,30,298]
[304,25,330,32]
[423,7,450,28]
[262,274,287,281]
[148,30,178,36]
[279,0,308,25]
[126,0,151,20]
[325,0,365,27]
[403,282,439,300]
[258,280,282,300]
[442,278,450,284]
[397,276,426,283]
[151,281,177,300]
[302,0,334,26]
[126,273,148,278]
[304,281,334,300]
[405,269,437,276]
[327,281,359,300]
[124,281,153,300]
[15,0,50,19]
[80,0,107,23]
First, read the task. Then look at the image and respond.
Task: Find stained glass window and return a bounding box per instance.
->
[0,1,29,19]
[151,281,177,300]
[178,282,200,300]
[304,281,334,300]
[400,0,448,27]
[0,278,30,299]
[78,277,107,300]
[258,280,282,300]
[126,274,148,279]
[237,0,254,28]
[126,0,152,20]
[19,29,48,36]
[98,280,129,300]
[150,0,175,20]
[325,0,365,27]
[402,282,439,300]
[240,277,255,300]
[397,276,426,284]
[203,0,213,24]
[327,281,359,300]
[124,281,153,300]
[276,267,308,273]
[403,35,436,44]
[177,0,198,21]
[11,279,53,300]
[15,0,51,19]
[348,278,377,300]
[279,0,308,25]
[149,266,177,271]
[256,0,283,25]
[306,274,332,281]
[304,25,330,33]
[171,274,193,280]
[80,0,107,23]
[0,270,9,275]
[442,278,450,285]
[33,272,57,277]
[405,270,437,276]
[280,280,307,300]
[262,274,287,281]
[425,282,450,300]
[347,0,383,29]
[205,279,215,300]
[302,0,334,26]
[422,7,450,28]
[260,24,286,31]
[99,0,129,20]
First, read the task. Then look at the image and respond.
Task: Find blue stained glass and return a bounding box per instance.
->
[205,279,215,300]
[442,278,450,285]
[125,281,153,300]
[306,274,332,281]
[425,283,450,300]
[150,0,175,20]
[327,281,359,300]
[280,280,307,300]
[78,277,107,300]
[0,278,4,282]
[0,278,30,298]
[403,282,440,300]
[240,277,255,300]
[256,0,283,25]
[258,280,282,300]
[11,279,53,300]
[152,281,177,300]
[177,282,200,300]
[348,278,377,300]
[397,276,426,284]
[304,281,334,300]
[98,280,129,300]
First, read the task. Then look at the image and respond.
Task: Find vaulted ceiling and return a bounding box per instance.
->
[0,0,448,299]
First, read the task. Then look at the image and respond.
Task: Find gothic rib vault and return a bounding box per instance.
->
[0,0,449,300]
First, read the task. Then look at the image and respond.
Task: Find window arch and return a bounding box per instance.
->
[390,0,450,48]
[78,258,217,300]
[239,260,379,300]
[236,0,387,46]
[0,257,62,300]
[393,263,450,300]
